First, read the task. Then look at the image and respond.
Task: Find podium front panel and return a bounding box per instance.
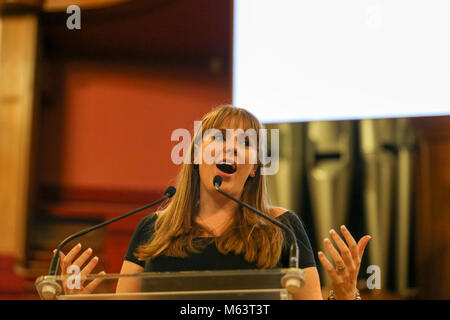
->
[35,268,304,300]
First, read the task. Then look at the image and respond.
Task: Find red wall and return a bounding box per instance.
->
[33,59,232,275]
[39,60,231,194]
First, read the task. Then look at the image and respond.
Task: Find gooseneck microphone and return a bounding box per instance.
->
[48,186,176,277]
[37,187,176,299]
[213,175,299,269]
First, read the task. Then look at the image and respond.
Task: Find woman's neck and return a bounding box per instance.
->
[195,186,240,236]
[197,186,238,217]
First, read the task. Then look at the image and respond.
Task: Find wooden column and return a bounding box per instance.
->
[0,2,39,269]
[412,116,450,299]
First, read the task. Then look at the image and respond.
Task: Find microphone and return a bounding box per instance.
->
[37,186,176,299]
[213,176,303,293]
[213,176,298,268]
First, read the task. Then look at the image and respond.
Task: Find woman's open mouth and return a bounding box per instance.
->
[216,163,237,175]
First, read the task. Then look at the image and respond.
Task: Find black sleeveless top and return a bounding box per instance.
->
[124,211,316,272]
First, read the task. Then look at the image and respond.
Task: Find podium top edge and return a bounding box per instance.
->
[36,267,303,283]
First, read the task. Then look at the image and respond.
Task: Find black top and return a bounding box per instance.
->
[124,211,316,272]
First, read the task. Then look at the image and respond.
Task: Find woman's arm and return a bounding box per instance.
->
[116,213,157,293]
[270,208,323,299]
[115,260,144,293]
[292,267,323,300]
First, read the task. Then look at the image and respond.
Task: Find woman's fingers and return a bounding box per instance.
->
[323,238,347,272]
[72,248,95,286]
[61,243,82,274]
[339,225,360,262]
[73,248,93,269]
[329,229,355,272]
[52,244,103,295]
[83,271,106,294]
[81,256,99,276]
[317,251,337,279]
[80,256,100,286]
[358,235,372,258]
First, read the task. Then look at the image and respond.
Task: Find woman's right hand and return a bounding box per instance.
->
[53,243,105,295]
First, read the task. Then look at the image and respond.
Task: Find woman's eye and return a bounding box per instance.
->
[206,134,224,143]
[214,135,224,142]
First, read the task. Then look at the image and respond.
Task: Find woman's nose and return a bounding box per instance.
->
[223,137,238,158]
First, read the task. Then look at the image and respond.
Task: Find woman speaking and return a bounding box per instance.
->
[55,105,371,300]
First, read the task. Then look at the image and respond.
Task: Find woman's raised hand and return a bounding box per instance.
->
[53,243,105,295]
[317,225,371,300]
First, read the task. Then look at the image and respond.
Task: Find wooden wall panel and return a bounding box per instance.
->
[0,14,38,262]
[412,116,450,299]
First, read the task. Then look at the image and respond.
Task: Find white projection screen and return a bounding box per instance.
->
[233,0,450,122]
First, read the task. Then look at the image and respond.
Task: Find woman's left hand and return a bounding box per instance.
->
[317,225,371,300]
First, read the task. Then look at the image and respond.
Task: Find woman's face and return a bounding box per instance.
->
[197,119,258,198]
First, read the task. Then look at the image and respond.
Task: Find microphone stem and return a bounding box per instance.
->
[49,194,169,276]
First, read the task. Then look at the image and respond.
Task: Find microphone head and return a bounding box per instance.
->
[165,186,176,198]
[213,175,223,188]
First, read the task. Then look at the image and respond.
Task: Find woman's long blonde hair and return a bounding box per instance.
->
[135,105,284,268]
